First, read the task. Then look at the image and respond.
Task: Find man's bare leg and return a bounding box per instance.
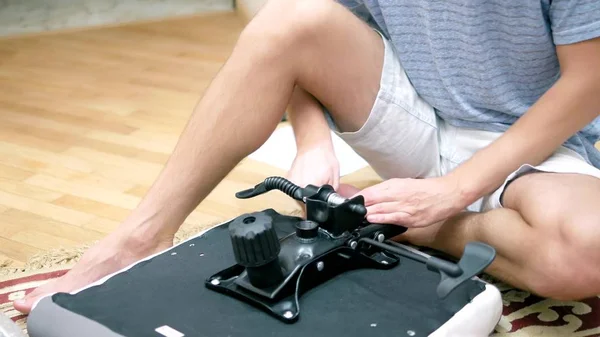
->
[14,0,385,313]
[400,172,600,300]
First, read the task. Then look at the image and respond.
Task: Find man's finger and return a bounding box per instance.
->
[332,172,340,191]
[355,182,392,206]
[366,201,401,215]
[338,183,360,198]
[366,212,411,226]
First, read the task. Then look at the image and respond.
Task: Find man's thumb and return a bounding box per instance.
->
[337,183,361,198]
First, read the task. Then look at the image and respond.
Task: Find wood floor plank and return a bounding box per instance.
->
[0,152,47,173]
[25,174,141,209]
[10,231,84,252]
[0,109,93,138]
[36,164,89,181]
[0,114,167,164]
[52,195,132,222]
[0,177,63,202]
[0,141,94,173]
[0,253,24,268]
[0,149,91,183]
[125,185,149,198]
[0,209,104,243]
[0,190,95,226]
[62,147,164,186]
[0,237,41,265]
[0,123,71,153]
[82,217,120,235]
[67,175,136,194]
[65,147,164,175]
[85,130,176,154]
[0,163,34,181]
[0,99,136,135]
[133,151,170,166]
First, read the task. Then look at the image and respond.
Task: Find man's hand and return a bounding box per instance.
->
[286,86,347,195]
[287,146,340,190]
[358,175,469,228]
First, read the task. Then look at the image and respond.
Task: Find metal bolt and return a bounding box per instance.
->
[407,330,416,336]
[199,253,205,257]
[210,279,220,286]
[376,233,385,242]
[316,261,324,271]
[349,241,358,249]
[283,311,294,319]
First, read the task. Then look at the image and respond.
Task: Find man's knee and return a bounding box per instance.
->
[526,224,600,300]
[239,0,338,53]
[558,210,600,254]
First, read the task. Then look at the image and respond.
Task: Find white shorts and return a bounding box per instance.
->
[326,31,600,212]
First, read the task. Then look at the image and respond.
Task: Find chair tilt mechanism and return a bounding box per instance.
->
[206,177,497,323]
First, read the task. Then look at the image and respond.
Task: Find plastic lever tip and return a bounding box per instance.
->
[350,204,367,216]
[235,183,267,199]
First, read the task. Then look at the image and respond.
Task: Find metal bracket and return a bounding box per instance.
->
[206,245,398,323]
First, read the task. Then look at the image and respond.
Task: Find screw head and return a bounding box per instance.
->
[316,261,324,271]
[376,233,385,242]
[407,330,416,336]
[381,260,389,265]
[283,311,294,319]
[349,241,358,249]
[210,279,220,285]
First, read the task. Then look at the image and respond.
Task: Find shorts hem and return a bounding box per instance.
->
[481,151,600,211]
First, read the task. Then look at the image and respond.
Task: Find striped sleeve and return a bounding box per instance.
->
[549,0,600,44]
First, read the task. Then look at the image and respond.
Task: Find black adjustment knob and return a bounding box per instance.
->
[229,212,280,266]
[229,212,283,288]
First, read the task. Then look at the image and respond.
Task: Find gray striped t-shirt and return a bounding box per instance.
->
[340,0,600,169]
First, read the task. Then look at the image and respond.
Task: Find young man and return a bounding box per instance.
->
[15,0,600,313]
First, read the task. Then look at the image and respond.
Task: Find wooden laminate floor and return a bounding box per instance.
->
[0,11,381,267]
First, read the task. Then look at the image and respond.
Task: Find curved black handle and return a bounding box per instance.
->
[436,242,496,298]
[235,177,303,200]
[236,184,269,199]
[359,239,496,298]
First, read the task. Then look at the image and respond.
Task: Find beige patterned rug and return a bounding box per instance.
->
[1,222,599,336]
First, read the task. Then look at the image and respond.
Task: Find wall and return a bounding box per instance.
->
[237,0,266,20]
[0,0,234,37]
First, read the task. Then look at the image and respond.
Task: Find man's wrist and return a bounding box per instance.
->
[296,136,335,155]
[446,166,488,209]
[291,110,335,155]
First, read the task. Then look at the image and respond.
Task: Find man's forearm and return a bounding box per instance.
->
[450,39,600,206]
[288,86,334,152]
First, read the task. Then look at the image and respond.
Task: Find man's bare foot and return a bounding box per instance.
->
[13,226,173,314]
